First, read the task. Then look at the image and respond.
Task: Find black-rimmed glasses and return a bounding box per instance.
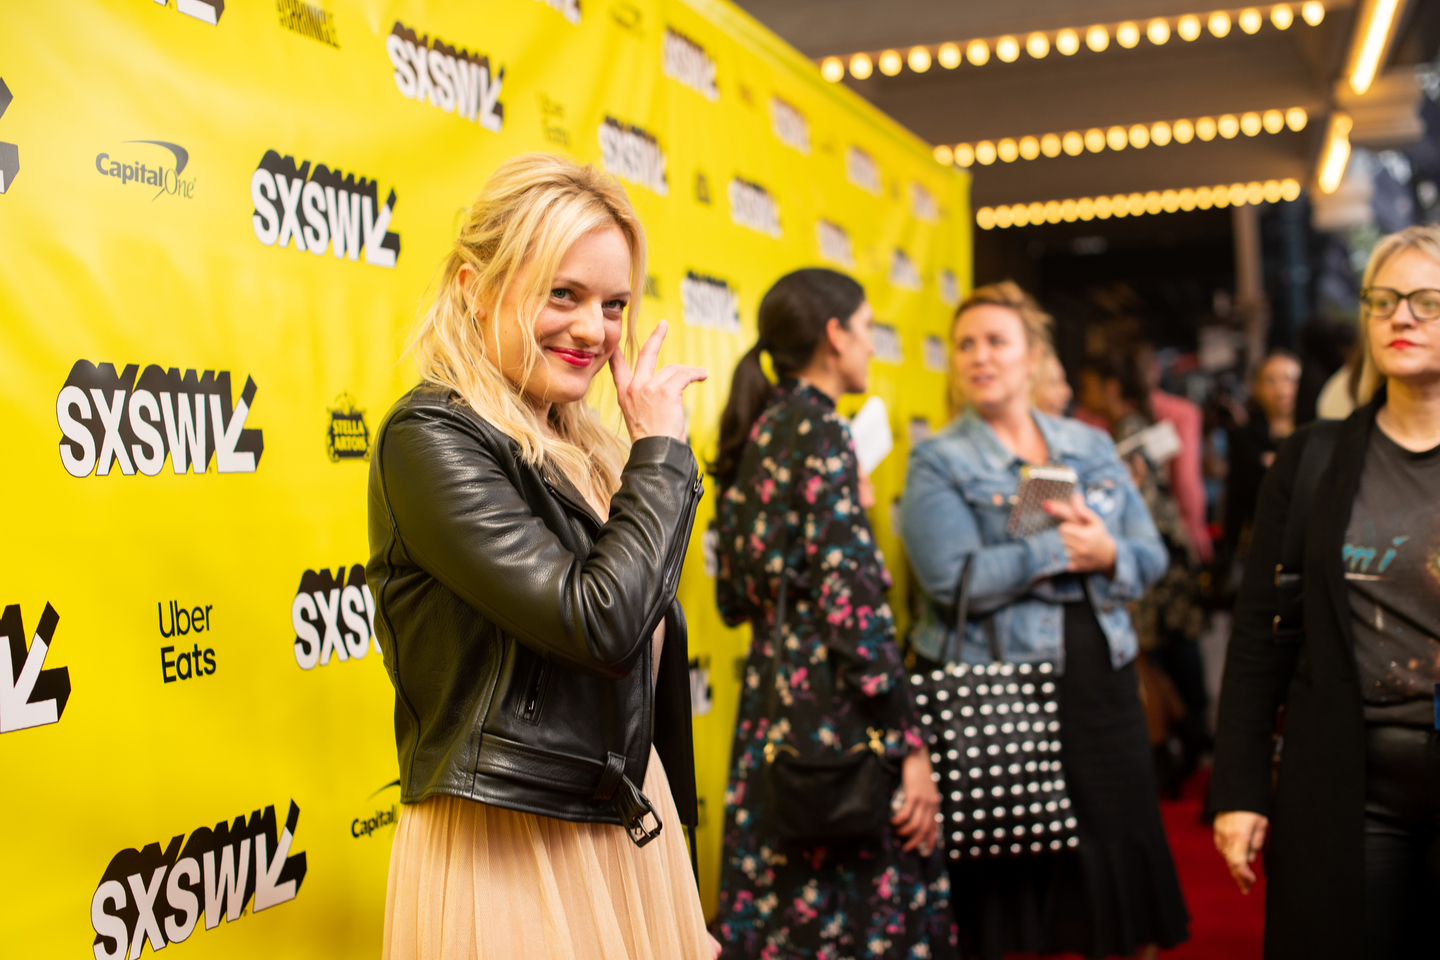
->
[1359,287,1440,321]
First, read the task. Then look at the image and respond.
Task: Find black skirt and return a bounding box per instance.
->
[948,601,1190,959]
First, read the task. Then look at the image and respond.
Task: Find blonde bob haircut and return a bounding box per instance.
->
[948,280,1056,415]
[407,153,646,500]
[1353,223,1440,406]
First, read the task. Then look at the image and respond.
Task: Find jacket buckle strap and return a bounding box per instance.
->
[590,751,628,803]
[589,751,663,847]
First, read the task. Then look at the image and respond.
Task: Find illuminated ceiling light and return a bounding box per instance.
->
[909,46,932,72]
[995,35,1020,63]
[1178,14,1203,40]
[1213,183,1232,207]
[1301,1,1325,26]
[1077,198,1096,220]
[1085,128,1107,152]
[1246,181,1265,203]
[1040,133,1063,157]
[954,143,976,167]
[879,49,903,75]
[975,140,997,165]
[1027,32,1050,58]
[1280,178,1302,200]
[994,206,1014,228]
[849,53,873,78]
[1044,201,1063,223]
[1019,135,1041,159]
[1086,25,1110,52]
[1179,188,1197,210]
[934,144,954,165]
[938,42,962,68]
[1263,109,1285,133]
[1229,183,1248,205]
[1097,196,1116,218]
[1286,106,1308,130]
[1240,111,1263,136]
[1056,28,1080,55]
[821,56,845,82]
[1061,199,1078,221]
[1062,131,1085,155]
[1151,120,1173,145]
[1196,116,1218,140]
[1116,21,1141,47]
[1111,195,1129,218]
[1148,18,1171,44]
[1194,186,1212,209]
[1272,4,1294,29]
[977,207,997,230]
[1028,202,1046,223]
[997,138,1020,161]
[1012,204,1031,226]
[1129,193,1147,216]
[967,39,991,65]
[1350,0,1402,94]
[1145,191,1164,214]
[1263,180,1284,202]
[1317,112,1353,193]
[1107,126,1129,150]
[1239,8,1263,33]
[1209,11,1232,37]
[1129,124,1151,148]
[1173,118,1196,143]
[1218,113,1240,138]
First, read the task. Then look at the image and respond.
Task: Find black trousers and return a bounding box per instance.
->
[1364,724,1440,960]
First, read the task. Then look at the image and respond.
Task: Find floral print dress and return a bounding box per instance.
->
[711,380,958,960]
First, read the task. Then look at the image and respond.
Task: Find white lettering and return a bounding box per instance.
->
[202,840,250,929]
[91,881,128,960]
[816,219,855,269]
[679,273,740,334]
[845,145,881,195]
[663,29,718,100]
[89,388,135,476]
[301,179,329,256]
[728,178,781,237]
[385,34,417,98]
[210,392,256,474]
[125,868,167,960]
[769,97,810,155]
[598,119,668,197]
[362,193,397,269]
[313,589,348,665]
[340,585,370,659]
[56,385,96,478]
[274,174,305,250]
[249,169,280,246]
[253,827,299,911]
[163,858,201,943]
[128,390,165,476]
[292,593,321,670]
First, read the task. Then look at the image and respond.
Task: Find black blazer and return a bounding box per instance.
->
[366,385,703,842]
[1210,393,1383,959]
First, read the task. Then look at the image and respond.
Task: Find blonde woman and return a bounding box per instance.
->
[366,154,718,959]
[1212,225,1440,959]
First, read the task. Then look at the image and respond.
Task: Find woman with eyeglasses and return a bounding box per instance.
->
[1211,225,1440,959]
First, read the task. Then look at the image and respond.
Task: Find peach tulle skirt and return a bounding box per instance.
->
[382,747,711,960]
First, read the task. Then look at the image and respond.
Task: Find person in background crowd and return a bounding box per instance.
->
[1032,346,1074,417]
[1221,349,1300,561]
[709,269,956,960]
[367,154,718,960]
[1317,343,1365,420]
[1296,318,1357,424]
[1212,225,1440,959]
[902,281,1188,960]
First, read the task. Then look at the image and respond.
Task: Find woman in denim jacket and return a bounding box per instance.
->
[901,282,1189,960]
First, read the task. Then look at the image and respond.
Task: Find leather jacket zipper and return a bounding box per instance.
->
[520,658,549,722]
[661,473,704,590]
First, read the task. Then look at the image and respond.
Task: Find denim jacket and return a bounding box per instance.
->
[900,406,1168,672]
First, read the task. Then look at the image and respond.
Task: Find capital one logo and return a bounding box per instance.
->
[0,603,70,734]
[90,801,307,959]
[56,361,263,478]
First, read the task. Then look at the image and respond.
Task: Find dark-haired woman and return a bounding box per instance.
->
[709,268,957,959]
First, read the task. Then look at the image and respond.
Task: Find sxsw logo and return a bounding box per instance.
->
[90,801,306,959]
[0,603,70,735]
[292,564,377,670]
[56,361,263,478]
[385,21,504,133]
[250,150,399,268]
[151,0,225,26]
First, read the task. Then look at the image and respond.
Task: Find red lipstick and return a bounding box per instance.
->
[549,347,595,368]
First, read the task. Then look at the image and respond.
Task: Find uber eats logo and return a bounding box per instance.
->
[90,801,307,960]
[56,361,263,478]
[250,150,399,268]
[385,21,504,133]
[1,603,70,735]
[292,564,377,670]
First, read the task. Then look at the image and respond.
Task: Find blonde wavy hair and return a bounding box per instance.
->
[1353,223,1440,406]
[407,153,645,499]
[948,280,1056,415]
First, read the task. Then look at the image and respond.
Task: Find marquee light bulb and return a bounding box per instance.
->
[821,57,844,82]
[1173,118,1195,142]
[1196,116,1217,140]
[1148,19,1171,44]
[878,49,903,75]
[1239,8,1263,33]
[975,140,997,165]
[1062,131,1084,155]
[1286,106,1308,131]
[909,46,932,72]
[1027,32,1050,58]
[997,138,1019,162]
[1151,120,1173,145]
[1272,4,1294,29]
[954,143,975,167]
[849,53,873,79]
[996,36,1020,62]
[933,144,954,165]
[1107,126,1129,150]
[1056,29,1080,55]
[1084,128,1106,152]
[1218,114,1240,138]
[1240,111,1263,136]
[1129,124,1150,148]
[1178,14,1202,40]
[1281,178,1302,201]
[1301,1,1325,26]
[1263,109,1285,133]
[967,39,991,65]
[1019,136,1041,159]
[1040,133,1062,157]
[1116,22,1140,48]
[1209,11,1232,37]
[938,42,962,68]
[1086,25,1109,52]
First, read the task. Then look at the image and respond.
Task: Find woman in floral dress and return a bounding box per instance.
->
[709,268,958,960]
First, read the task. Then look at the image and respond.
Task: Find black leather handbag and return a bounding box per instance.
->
[912,555,1079,860]
[756,427,899,847]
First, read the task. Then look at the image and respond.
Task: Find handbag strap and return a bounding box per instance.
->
[946,553,1003,664]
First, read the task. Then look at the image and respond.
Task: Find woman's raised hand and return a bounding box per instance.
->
[610,320,708,443]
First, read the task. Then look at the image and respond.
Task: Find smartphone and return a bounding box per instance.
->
[1007,464,1079,538]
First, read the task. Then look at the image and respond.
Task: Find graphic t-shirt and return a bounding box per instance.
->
[1344,428,1440,726]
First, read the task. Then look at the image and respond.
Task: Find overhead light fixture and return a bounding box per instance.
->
[1027,32,1050,58]
[996,35,1020,62]
[975,140,997,165]
[1085,128,1107,152]
[821,56,845,82]
[1301,1,1325,25]
[933,144,954,165]
[1196,116,1218,140]
[1086,25,1110,51]
[849,53,873,78]
[997,137,1020,161]
[1062,131,1085,155]
[1317,112,1352,193]
[938,42,962,68]
[1129,124,1151,148]
[879,49,903,75]
[1263,109,1285,132]
[1350,0,1402,95]
[1286,106,1308,130]
[1272,4,1294,29]
[909,46,932,72]
[1151,120,1173,145]
[1107,126,1129,150]
[1056,28,1080,55]
[1178,14,1203,40]
[975,178,1305,229]
[1209,11,1232,36]
[1116,21,1141,47]
[1240,111,1263,135]
[954,143,976,166]
[1148,18,1171,44]
[1019,135,1042,159]
[967,39,990,65]
[1173,118,1196,142]
[1239,8,1263,33]
[1041,133,1063,157]
[1218,113,1241,138]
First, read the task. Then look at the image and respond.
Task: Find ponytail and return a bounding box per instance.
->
[709,268,866,489]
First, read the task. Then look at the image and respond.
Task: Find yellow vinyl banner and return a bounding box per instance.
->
[0,1,970,956]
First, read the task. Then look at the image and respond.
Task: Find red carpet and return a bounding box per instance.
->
[1157,769,1266,960]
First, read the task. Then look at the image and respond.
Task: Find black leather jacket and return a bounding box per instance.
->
[366,385,702,845]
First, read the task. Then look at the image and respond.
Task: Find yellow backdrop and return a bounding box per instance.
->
[0,0,970,955]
